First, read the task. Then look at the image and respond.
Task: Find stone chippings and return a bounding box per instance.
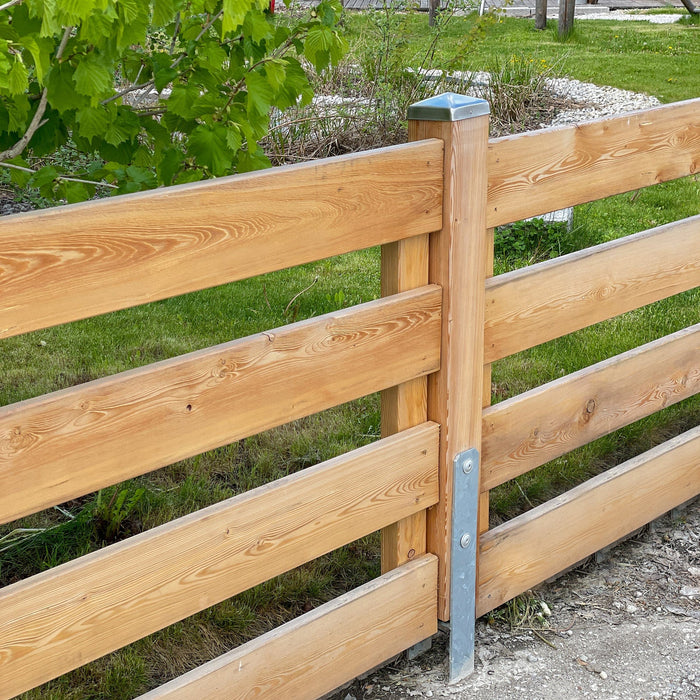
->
[544,77,661,126]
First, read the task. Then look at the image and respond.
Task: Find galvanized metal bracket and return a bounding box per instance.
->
[449,447,480,684]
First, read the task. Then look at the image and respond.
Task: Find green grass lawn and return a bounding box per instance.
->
[2,10,699,698]
[343,11,700,102]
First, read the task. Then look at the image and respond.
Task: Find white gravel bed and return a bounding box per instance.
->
[578,11,684,23]
[543,77,661,125]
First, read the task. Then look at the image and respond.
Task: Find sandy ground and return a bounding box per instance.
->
[332,500,700,700]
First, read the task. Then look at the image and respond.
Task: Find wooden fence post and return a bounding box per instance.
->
[380,234,430,573]
[407,94,490,621]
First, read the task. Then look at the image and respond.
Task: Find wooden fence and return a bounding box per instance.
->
[0,96,698,698]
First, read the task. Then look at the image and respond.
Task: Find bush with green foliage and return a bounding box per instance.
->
[0,0,347,202]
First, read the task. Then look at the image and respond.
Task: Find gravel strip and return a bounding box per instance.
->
[578,11,683,23]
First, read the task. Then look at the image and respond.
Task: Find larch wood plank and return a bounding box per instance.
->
[137,555,438,700]
[411,110,490,621]
[486,99,700,228]
[482,325,700,490]
[479,226,496,537]
[477,426,700,617]
[484,215,700,363]
[380,233,430,573]
[0,425,439,700]
[0,287,441,524]
[0,141,443,339]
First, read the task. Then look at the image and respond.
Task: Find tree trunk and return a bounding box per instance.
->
[429,0,439,26]
[558,0,575,37]
[535,0,547,29]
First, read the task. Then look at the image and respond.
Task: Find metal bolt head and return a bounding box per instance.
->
[460,533,472,549]
[462,459,473,474]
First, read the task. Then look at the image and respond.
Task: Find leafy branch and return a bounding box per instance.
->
[0,0,347,201]
[0,26,72,160]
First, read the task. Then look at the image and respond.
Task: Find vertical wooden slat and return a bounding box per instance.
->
[380,234,431,572]
[479,227,496,538]
[411,101,490,620]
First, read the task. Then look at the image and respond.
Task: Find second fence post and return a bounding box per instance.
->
[407,94,490,630]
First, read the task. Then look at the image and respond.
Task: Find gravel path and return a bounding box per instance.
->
[333,501,700,700]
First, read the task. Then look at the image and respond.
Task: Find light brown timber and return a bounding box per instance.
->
[484,215,700,363]
[477,425,700,617]
[0,141,443,339]
[0,425,439,700]
[380,233,431,573]
[411,110,490,620]
[0,287,441,524]
[479,227,496,537]
[486,98,700,228]
[482,324,700,490]
[137,555,438,700]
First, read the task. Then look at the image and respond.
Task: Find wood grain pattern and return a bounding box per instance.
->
[486,98,700,228]
[479,227,495,537]
[484,215,700,363]
[411,111,490,621]
[477,425,700,617]
[0,286,441,524]
[137,555,438,700]
[482,325,700,490]
[0,141,443,339]
[380,233,430,573]
[0,425,439,700]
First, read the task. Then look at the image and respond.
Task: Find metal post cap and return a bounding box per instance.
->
[407,93,490,122]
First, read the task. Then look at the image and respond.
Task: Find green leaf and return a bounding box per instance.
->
[73,52,113,102]
[167,84,196,119]
[57,0,99,24]
[20,36,53,85]
[7,58,29,96]
[29,164,59,188]
[243,10,273,43]
[222,0,253,36]
[46,62,87,113]
[245,69,273,118]
[174,167,204,184]
[157,147,184,186]
[152,0,176,26]
[151,52,178,91]
[263,59,286,91]
[8,5,40,36]
[76,105,110,142]
[187,124,232,175]
[5,157,31,187]
[63,180,91,203]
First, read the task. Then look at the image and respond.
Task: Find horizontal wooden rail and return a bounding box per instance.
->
[0,140,443,339]
[482,324,700,490]
[137,555,438,700]
[484,215,700,363]
[486,98,700,228]
[0,286,441,524]
[0,424,439,700]
[477,425,700,617]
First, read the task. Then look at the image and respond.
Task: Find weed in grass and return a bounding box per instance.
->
[487,590,554,632]
[92,486,146,543]
[494,218,570,271]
